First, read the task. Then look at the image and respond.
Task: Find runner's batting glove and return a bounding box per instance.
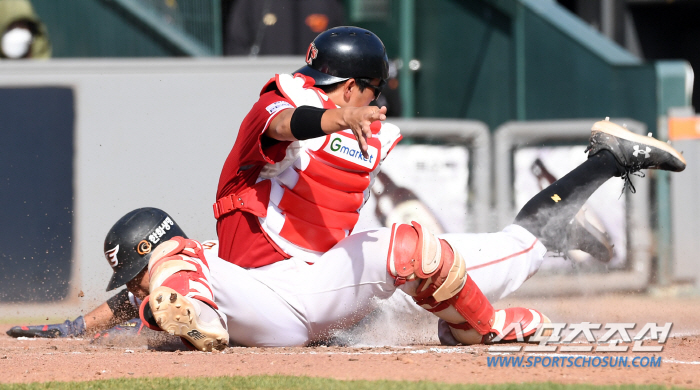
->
[6,316,86,338]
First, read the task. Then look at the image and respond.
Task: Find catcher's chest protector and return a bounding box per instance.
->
[256,74,401,256]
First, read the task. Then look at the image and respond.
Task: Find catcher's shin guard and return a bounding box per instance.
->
[387,222,491,334]
[387,222,550,344]
[145,236,228,351]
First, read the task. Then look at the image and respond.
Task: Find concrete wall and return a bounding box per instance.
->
[0,57,302,317]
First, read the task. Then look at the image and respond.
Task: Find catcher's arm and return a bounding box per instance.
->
[6,289,139,338]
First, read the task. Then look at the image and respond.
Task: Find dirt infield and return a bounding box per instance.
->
[1,293,699,388]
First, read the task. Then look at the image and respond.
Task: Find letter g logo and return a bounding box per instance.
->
[330,137,342,152]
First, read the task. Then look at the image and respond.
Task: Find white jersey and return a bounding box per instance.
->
[196,224,546,347]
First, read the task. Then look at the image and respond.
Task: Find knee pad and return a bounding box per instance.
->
[387,221,467,302]
[148,236,217,309]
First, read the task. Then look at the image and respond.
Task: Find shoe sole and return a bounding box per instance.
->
[592,120,687,168]
[149,286,228,352]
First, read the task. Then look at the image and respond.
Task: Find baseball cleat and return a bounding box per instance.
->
[586,118,686,173]
[438,307,551,345]
[149,286,228,352]
[566,206,614,263]
[487,307,551,343]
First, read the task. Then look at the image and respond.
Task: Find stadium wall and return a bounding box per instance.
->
[0,58,299,316]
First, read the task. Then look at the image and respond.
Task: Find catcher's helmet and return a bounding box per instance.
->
[103,207,187,291]
[295,26,389,86]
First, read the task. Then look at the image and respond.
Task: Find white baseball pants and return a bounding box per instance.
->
[207,224,546,347]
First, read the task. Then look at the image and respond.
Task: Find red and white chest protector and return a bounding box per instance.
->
[214,73,402,263]
[260,74,402,260]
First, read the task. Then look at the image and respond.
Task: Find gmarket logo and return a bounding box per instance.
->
[326,135,376,169]
[488,322,672,353]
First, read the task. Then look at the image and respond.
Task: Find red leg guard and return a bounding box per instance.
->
[145,237,228,351]
[412,221,442,279]
[386,223,420,284]
[447,274,495,335]
[413,239,457,301]
[387,222,465,300]
[388,221,493,335]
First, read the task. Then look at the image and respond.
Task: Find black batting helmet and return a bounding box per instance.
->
[103,207,187,291]
[295,26,389,86]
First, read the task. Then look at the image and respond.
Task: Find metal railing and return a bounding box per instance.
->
[494,119,652,296]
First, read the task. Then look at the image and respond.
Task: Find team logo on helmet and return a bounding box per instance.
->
[105,245,120,268]
[305,42,318,65]
[137,240,152,255]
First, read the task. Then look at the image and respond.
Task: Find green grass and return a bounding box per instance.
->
[0,376,692,390]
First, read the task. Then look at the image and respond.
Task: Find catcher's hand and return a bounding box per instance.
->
[6,316,86,338]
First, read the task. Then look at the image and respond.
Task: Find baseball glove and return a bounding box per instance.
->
[6,316,86,338]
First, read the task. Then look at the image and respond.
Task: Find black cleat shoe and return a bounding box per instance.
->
[586,118,686,173]
[566,206,614,263]
[586,118,686,193]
